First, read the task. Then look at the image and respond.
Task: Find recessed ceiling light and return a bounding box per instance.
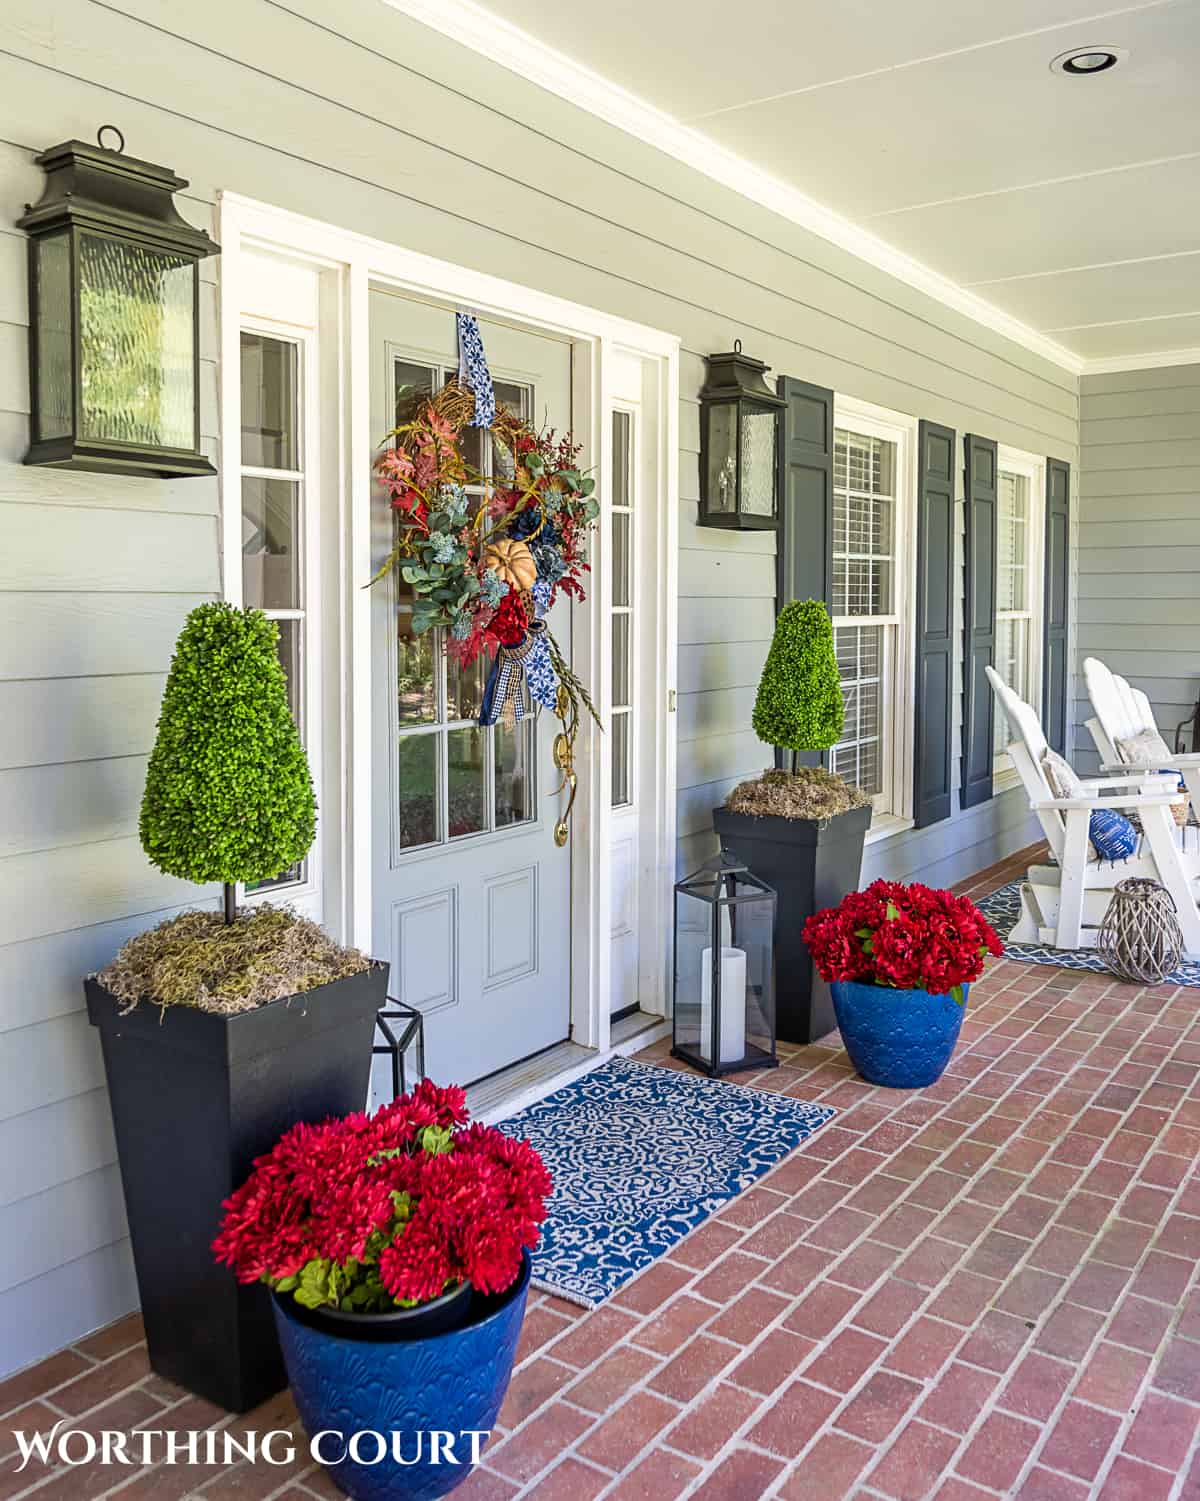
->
[1050,46,1128,76]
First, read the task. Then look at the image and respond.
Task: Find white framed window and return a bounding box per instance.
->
[993,446,1046,778]
[222,260,326,914]
[610,406,637,809]
[830,398,917,830]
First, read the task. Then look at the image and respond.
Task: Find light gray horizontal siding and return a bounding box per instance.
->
[0,0,1078,1375]
[1075,365,1200,771]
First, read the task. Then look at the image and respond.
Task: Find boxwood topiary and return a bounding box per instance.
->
[140,603,316,914]
[752,598,844,764]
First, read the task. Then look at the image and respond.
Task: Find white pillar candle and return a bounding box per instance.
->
[699,946,747,1063]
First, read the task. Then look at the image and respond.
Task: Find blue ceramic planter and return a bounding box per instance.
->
[272,1252,531,1501]
[830,980,967,1088]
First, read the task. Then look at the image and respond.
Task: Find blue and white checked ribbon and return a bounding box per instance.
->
[478,582,559,726]
[456,312,495,429]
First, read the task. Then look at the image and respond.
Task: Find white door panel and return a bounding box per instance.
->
[368,289,573,1088]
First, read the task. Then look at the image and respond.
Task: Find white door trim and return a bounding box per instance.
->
[217,191,679,1066]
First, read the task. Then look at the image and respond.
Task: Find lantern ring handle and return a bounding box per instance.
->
[733,338,742,355]
[97,125,126,154]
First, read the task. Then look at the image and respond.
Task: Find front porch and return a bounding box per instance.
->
[5,843,1199,1501]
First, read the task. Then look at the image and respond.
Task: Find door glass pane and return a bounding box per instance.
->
[496,720,534,827]
[447,727,486,839]
[612,614,631,707]
[612,514,631,607]
[274,616,302,725]
[241,333,298,469]
[447,649,485,723]
[612,410,632,507]
[612,711,631,807]
[242,478,300,609]
[492,380,531,479]
[398,733,438,850]
[250,616,305,891]
[392,359,435,423]
[397,609,437,725]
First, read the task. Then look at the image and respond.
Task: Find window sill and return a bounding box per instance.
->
[993,766,1021,795]
[864,814,915,847]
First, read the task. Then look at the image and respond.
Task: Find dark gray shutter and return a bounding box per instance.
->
[775,378,834,612]
[913,421,956,828]
[775,378,834,770]
[961,434,998,808]
[1043,457,1071,756]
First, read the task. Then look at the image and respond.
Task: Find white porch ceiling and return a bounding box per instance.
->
[418,0,1200,368]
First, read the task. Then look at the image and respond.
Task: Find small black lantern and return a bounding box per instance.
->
[19,127,219,478]
[672,852,778,1077]
[698,340,786,529]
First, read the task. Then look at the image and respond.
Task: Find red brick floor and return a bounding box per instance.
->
[5,842,1200,1500]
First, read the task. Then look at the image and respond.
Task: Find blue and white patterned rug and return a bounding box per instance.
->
[978,877,1200,986]
[496,1055,836,1307]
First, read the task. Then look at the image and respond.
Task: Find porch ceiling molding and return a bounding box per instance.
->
[385,0,1087,377]
[1081,344,1200,374]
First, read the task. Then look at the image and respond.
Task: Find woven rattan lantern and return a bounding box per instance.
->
[1097,878,1183,984]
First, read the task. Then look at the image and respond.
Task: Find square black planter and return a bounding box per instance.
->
[713,804,871,1044]
[86,962,388,1412]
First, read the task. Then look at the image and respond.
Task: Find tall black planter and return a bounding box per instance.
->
[86,963,388,1413]
[713,805,870,1044]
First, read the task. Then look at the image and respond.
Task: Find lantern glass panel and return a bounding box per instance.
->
[77,231,195,450]
[673,861,777,1073]
[705,401,738,514]
[34,233,72,441]
[740,405,777,517]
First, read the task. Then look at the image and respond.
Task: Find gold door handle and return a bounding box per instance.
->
[552,683,578,846]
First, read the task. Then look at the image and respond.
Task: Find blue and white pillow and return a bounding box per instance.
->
[1088,807,1138,862]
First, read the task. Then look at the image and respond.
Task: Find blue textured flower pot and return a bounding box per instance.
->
[272,1252,531,1501]
[830,980,967,1088]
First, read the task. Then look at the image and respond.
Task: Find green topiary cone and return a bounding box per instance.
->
[752,598,844,754]
[140,603,316,888]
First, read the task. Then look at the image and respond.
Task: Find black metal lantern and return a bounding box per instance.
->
[698,340,786,529]
[18,128,219,478]
[673,852,778,1077]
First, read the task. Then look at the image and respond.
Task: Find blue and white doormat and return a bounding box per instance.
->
[979,878,1200,986]
[496,1055,836,1307]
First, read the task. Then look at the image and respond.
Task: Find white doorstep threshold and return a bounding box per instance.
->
[470,1010,670,1125]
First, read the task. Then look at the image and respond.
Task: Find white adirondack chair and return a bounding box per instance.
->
[1084,656,1200,820]
[986,666,1200,957]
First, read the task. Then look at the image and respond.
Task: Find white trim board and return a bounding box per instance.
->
[1080,347,1200,375]
[384,0,1085,376]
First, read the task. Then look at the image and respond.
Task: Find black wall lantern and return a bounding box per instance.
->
[698,340,786,530]
[19,128,219,478]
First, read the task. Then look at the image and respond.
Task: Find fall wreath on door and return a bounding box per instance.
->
[373,373,600,843]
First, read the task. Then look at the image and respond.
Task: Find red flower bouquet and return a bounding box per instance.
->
[803,880,1002,1004]
[213,1080,551,1312]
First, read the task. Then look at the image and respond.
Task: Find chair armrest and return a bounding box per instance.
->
[1097,763,1166,776]
[1100,758,1200,773]
[1080,775,1164,791]
[1031,792,1186,812]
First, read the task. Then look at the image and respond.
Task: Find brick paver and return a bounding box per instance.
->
[4,843,1200,1499]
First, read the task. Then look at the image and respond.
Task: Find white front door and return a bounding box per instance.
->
[369,290,574,1086]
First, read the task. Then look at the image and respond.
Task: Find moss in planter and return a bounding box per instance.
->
[97,905,372,1016]
[725,767,870,822]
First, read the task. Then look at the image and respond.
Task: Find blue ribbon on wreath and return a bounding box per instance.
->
[456,312,495,429]
[479,581,559,727]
